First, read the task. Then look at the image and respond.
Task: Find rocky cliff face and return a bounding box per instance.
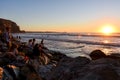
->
[0,18,21,33]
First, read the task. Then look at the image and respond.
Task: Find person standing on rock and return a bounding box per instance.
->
[27,39,33,49]
[32,38,36,47]
[3,27,12,50]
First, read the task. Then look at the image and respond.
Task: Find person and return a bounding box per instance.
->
[19,36,21,41]
[3,27,12,50]
[16,36,21,42]
[9,43,19,56]
[40,39,47,49]
[27,39,33,49]
[32,43,49,64]
[41,39,44,45]
[32,38,36,47]
[32,44,40,57]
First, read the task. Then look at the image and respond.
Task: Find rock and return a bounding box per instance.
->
[107,53,120,60]
[39,64,55,79]
[45,49,67,62]
[47,56,90,80]
[46,56,120,80]
[0,67,3,80]
[1,38,120,80]
[20,64,43,80]
[89,49,106,60]
[0,58,10,66]
[26,73,42,80]
[79,58,120,80]
[0,18,22,33]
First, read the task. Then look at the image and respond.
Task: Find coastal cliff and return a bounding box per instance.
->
[0,18,23,33]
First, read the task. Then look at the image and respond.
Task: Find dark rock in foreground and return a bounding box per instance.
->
[1,42,120,80]
[47,56,91,80]
[47,56,120,80]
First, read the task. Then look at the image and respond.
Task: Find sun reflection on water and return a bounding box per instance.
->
[103,40,110,44]
[102,49,110,55]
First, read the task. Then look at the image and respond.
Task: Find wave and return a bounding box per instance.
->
[15,32,120,38]
[21,35,120,47]
[80,34,120,38]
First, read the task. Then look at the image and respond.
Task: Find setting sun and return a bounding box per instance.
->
[100,25,116,35]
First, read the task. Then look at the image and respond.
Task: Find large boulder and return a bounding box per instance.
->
[47,56,90,80]
[79,58,120,80]
[19,64,43,80]
[47,56,120,80]
[0,18,22,33]
[89,49,106,60]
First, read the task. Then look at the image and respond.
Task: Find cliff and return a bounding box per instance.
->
[0,18,22,33]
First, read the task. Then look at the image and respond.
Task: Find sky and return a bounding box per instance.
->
[0,0,120,33]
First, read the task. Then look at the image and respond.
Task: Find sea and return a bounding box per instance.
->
[12,32,120,58]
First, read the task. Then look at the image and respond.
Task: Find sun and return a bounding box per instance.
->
[100,25,115,35]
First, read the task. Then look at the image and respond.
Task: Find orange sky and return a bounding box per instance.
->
[24,17,120,33]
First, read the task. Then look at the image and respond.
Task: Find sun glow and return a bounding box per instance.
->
[103,40,109,43]
[100,25,116,35]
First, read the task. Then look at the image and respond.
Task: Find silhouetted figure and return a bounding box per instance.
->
[40,39,44,47]
[90,50,106,60]
[9,43,19,57]
[27,39,33,48]
[3,27,12,50]
[32,38,36,47]
[33,44,40,57]
[32,43,49,64]
[16,36,21,41]
[40,39,47,49]
[19,36,21,40]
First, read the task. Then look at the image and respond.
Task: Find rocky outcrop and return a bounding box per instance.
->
[47,56,120,80]
[47,56,91,80]
[0,18,21,33]
[1,41,120,80]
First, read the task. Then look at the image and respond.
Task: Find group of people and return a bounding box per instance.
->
[27,38,45,48]
[0,26,49,65]
[27,38,36,49]
[27,38,45,58]
[26,38,49,64]
[0,27,20,62]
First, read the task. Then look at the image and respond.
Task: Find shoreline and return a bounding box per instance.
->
[1,36,120,80]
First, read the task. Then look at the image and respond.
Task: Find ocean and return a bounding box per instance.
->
[13,32,120,58]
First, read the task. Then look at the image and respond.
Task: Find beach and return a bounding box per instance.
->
[0,32,120,80]
[1,0,120,79]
